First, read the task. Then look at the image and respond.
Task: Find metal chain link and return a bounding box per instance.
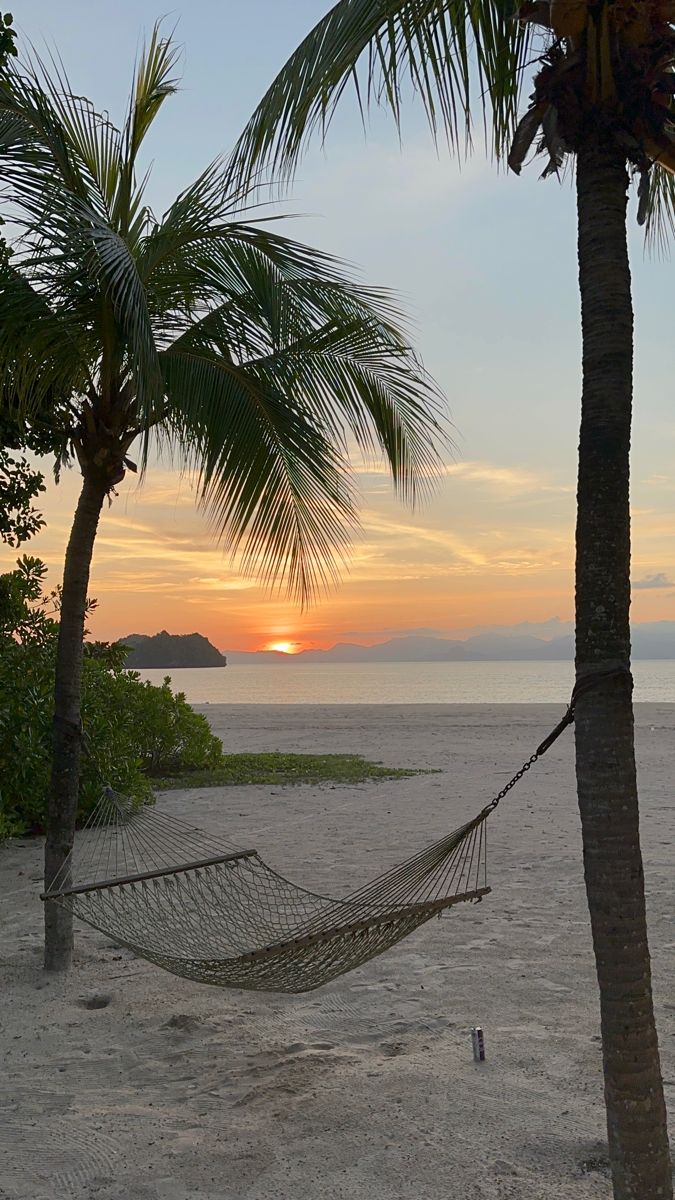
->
[484,752,541,814]
[480,665,631,818]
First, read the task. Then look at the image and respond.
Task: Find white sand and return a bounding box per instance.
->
[1,703,673,1200]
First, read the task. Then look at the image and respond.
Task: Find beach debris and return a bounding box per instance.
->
[471,1025,486,1062]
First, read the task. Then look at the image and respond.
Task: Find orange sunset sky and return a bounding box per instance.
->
[4,3,675,653]
[11,449,674,654]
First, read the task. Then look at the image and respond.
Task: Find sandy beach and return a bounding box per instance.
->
[1,702,673,1200]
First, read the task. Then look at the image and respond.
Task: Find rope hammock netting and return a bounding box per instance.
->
[45,789,491,993]
[41,671,623,994]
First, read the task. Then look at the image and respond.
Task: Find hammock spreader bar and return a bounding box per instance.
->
[52,849,258,899]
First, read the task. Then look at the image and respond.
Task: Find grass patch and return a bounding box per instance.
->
[155,752,437,790]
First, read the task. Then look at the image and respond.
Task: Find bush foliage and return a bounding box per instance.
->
[0,557,223,837]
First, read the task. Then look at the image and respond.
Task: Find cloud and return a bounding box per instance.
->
[362,511,486,560]
[443,462,542,491]
[632,573,673,590]
[340,626,445,639]
[189,576,257,593]
[355,458,572,496]
[459,616,574,639]
[640,474,675,491]
[302,140,491,227]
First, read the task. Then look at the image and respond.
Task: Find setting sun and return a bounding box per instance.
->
[268,641,296,654]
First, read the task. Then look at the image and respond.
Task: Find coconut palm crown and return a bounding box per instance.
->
[0,30,448,985]
[228,4,674,1200]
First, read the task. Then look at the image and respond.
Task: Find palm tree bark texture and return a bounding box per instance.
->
[44,470,108,971]
[574,138,672,1198]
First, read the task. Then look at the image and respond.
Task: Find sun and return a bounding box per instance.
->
[268,641,295,654]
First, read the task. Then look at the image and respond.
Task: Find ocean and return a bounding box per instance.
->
[135,659,675,706]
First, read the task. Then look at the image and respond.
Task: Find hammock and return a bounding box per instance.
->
[42,787,492,993]
[43,677,611,994]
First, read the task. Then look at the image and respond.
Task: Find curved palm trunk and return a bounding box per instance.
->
[44,472,107,972]
[575,142,672,1199]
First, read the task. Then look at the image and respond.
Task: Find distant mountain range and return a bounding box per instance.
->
[224,624,675,663]
[115,624,675,668]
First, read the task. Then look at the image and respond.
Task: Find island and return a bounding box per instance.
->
[119,631,227,669]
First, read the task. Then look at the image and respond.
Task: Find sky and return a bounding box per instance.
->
[3,1,674,652]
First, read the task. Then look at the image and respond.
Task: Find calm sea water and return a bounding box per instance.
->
[136,660,675,705]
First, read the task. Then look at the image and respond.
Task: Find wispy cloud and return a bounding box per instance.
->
[188,576,258,593]
[361,512,489,568]
[122,477,199,509]
[443,462,543,491]
[633,573,673,590]
[340,626,445,639]
[303,140,491,228]
[356,458,572,496]
[640,474,675,491]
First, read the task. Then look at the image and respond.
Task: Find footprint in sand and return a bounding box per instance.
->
[161,1012,202,1032]
[234,1045,357,1108]
[380,1040,408,1057]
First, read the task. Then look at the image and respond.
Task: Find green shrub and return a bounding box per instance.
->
[0,557,223,837]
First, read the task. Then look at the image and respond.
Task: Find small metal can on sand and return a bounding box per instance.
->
[471,1026,485,1062]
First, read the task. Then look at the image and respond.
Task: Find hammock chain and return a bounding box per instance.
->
[483,664,631,815]
[483,750,541,815]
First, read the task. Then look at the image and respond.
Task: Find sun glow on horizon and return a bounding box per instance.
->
[267,640,297,654]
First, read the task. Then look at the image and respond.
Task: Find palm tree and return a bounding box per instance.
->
[0,31,446,976]
[226,3,674,1198]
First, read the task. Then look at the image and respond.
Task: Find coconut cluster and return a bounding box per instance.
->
[513,0,675,176]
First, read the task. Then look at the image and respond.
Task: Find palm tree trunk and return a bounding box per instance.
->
[575,141,672,1199]
[44,471,107,972]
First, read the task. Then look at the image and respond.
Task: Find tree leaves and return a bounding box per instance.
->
[227,0,532,194]
[0,28,449,602]
[643,161,675,252]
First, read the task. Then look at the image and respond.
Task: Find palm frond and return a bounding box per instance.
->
[27,49,123,219]
[161,347,358,603]
[114,23,181,235]
[0,60,113,220]
[84,216,163,426]
[643,163,675,255]
[2,179,163,439]
[134,160,234,302]
[160,223,449,500]
[228,0,531,193]
[0,264,90,405]
[157,220,449,598]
